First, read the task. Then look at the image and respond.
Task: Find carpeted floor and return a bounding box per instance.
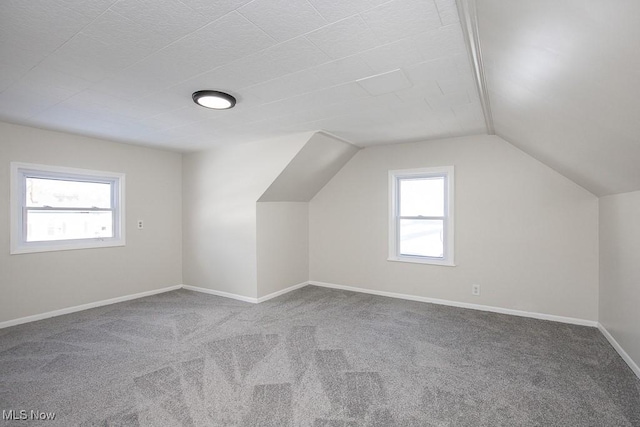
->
[1,286,639,426]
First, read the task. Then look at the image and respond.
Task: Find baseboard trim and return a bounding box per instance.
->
[182,282,310,304]
[0,280,601,332]
[309,281,598,327]
[0,285,182,329]
[181,285,258,303]
[0,282,312,328]
[597,323,640,380]
[257,281,309,303]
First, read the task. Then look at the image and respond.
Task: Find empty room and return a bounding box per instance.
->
[1,0,639,425]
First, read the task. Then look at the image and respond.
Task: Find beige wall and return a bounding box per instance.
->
[0,123,618,333]
[182,134,309,298]
[599,190,640,368]
[0,121,182,322]
[310,135,599,321]
[257,202,308,297]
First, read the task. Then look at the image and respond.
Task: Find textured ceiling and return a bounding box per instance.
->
[0,0,486,151]
[479,0,640,196]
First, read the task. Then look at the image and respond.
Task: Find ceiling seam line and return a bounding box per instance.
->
[139,25,444,107]
[455,0,495,135]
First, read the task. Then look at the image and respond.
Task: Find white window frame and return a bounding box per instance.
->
[10,162,126,255]
[388,166,455,266]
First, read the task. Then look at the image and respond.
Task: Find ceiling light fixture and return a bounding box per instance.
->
[192,90,236,110]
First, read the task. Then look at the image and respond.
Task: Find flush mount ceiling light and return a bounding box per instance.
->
[192,90,236,110]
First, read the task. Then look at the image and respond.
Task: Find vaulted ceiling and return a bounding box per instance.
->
[1,0,638,196]
[479,0,640,196]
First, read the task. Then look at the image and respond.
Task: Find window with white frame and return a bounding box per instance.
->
[10,163,125,254]
[389,166,454,266]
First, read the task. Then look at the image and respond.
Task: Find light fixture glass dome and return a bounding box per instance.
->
[192,90,236,110]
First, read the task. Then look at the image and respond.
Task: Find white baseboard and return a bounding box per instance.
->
[181,285,258,303]
[0,279,602,337]
[598,323,640,380]
[3,279,636,383]
[0,285,182,329]
[0,282,311,329]
[182,281,310,304]
[257,281,309,303]
[309,281,598,327]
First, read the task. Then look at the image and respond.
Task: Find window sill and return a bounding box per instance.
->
[11,239,125,255]
[387,256,456,267]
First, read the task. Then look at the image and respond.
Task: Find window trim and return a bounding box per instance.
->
[10,162,126,255]
[388,166,455,266]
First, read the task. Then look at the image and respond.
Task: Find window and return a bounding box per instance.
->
[10,163,125,254]
[389,166,454,266]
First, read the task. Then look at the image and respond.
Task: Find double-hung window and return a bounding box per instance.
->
[389,166,454,266]
[10,163,125,254]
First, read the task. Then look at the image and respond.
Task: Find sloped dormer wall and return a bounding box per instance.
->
[182,133,312,299]
[182,131,359,300]
[256,132,359,298]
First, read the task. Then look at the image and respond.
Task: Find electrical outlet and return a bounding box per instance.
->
[137,220,144,230]
[472,284,481,296]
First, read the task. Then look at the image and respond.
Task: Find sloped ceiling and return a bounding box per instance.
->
[0,0,485,151]
[259,131,359,202]
[477,0,640,196]
[2,0,638,196]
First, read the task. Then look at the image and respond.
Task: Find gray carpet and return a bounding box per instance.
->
[1,286,639,426]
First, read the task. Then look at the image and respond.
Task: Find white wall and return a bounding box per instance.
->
[310,135,599,321]
[182,134,310,298]
[257,202,308,297]
[599,190,640,370]
[0,122,182,322]
[259,132,360,202]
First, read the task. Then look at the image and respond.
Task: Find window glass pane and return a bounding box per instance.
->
[26,178,111,208]
[399,177,444,217]
[399,219,444,258]
[26,211,113,242]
